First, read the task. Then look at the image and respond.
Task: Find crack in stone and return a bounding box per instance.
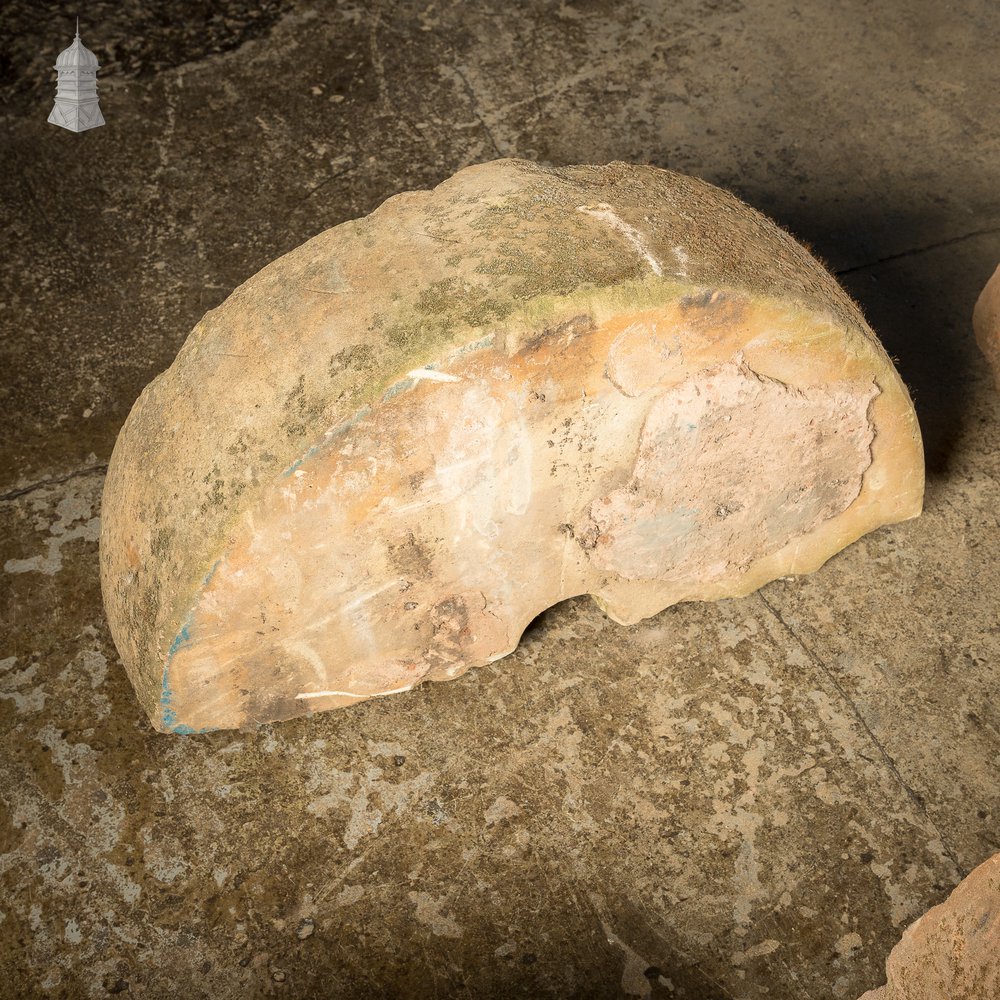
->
[756,591,966,877]
[0,464,108,503]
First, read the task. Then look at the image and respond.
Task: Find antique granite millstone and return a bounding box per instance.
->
[99,159,924,732]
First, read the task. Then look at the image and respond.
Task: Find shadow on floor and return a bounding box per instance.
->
[762,199,994,482]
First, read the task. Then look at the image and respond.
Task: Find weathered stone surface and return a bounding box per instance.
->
[974,264,1000,387]
[858,852,1000,1000]
[100,159,923,732]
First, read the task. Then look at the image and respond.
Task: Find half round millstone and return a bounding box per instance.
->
[100,159,924,733]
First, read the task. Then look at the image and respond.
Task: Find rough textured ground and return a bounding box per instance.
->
[1,1,998,997]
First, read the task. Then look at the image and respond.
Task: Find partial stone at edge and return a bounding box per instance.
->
[974,263,1000,388]
[858,852,1000,1000]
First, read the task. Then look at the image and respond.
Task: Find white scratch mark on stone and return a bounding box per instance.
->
[388,496,437,516]
[673,244,690,276]
[283,638,328,685]
[296,683,414,701]
[406,367,462,383]
[432,454,483,481]
[577,202,663,276]
[504,416,534,517]
[732,938,781,965]
[342,578,400,611]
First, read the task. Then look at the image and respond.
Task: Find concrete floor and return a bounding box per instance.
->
[1,0,999,997]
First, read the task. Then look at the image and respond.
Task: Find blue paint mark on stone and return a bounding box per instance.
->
[454,334,495,355]
[160,657,215,734]
[382,377,416,401]
[282,444,323,478]
[327,405,372,441]
[281,408,372,476]
[160,664,179,729]
[167,620,192,658]
[159,612,216,734]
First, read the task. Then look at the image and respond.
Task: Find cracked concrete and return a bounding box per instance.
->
[1,0,999,997]
[0,465,108,504]
[834,226,1000,277]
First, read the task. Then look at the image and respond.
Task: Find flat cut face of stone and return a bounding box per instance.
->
[163,306,881,732]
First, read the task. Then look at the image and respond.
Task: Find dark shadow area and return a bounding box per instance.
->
[773,193,996,482]
[837,254,984,480]
[650,156,995,480]
[518,605,555,645]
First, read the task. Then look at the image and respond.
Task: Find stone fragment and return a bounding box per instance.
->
[974,263,1000,387]
[858,852,1000,1000]
[99,159,924,732]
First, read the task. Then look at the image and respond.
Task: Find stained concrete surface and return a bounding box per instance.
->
[1,0,999,997]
